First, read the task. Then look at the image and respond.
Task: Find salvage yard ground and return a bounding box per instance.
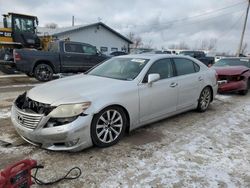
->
[0,75,250,188]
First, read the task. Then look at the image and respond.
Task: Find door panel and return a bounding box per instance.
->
[176,73,203,109]
[172,58,204,109]
[139,78,178,122]
[60,43,89,72]
[138,58,178,122]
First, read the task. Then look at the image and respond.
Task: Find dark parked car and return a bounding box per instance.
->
[13,41,109,81]
[109,51,127,56]
[179,50,214,67]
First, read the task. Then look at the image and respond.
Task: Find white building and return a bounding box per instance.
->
[38,22,132,54]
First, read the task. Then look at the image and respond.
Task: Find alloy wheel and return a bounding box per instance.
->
[96,110,123,143]
[199,87,211,111]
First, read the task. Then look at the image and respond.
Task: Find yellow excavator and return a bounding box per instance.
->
[0,12,52,73]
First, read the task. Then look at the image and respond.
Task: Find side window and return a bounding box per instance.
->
[82,45,97,55]
[100,47,108,53]
[194,63,200,72]
[173,58,199,76]
[144,58,174,82]
[65,43,83,53]
[111,47,118,52]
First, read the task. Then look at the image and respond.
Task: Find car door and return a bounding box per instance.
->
[138,58,178,123]
[60,42,89,72]
[172,58,204,110]
[82,44,103,69]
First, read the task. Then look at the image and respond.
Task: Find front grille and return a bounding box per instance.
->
[14,106,43,129]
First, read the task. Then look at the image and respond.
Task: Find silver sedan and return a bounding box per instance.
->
[11,54,218,151]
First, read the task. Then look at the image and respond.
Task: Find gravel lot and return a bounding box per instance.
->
[0,75,250,188]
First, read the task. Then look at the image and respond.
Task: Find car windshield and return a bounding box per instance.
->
[87,57,149,80]
[213,58,250,67]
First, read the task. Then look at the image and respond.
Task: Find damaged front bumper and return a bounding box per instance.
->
[218,80,246,93]
[11,104,93,151]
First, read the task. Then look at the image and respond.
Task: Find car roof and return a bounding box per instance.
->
[115,54,187,61]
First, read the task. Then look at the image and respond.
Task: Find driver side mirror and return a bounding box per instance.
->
[148,73,160,84]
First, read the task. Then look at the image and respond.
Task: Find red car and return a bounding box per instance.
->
[213,58,250,95]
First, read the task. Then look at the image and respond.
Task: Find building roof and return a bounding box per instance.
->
[37,22,133,44]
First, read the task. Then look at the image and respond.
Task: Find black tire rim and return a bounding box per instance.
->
[35,64,53,81]
[96,109,123,143]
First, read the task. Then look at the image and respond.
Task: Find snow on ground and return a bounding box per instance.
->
[0,91,20,101]
[0,108,11,119]
[98,102,250,188]
[215,94,232,102]
[0,84,39,89]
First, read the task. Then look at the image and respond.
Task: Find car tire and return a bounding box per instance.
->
[34,63,53,82]
[91,106,127,148]
[197,87,212,112]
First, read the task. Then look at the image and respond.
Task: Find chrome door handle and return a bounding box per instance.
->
[170,82,178,87]
[198,76,204,81]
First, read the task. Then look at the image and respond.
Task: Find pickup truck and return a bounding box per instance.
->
[13,41,109,81]
[179,50,214,67]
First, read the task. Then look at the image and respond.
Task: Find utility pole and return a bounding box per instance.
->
[237,0,250,56]
[72,16,75,26]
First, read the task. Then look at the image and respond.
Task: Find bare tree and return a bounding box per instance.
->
[127,32,143,48]
[200,40,208,50]
[127,32,135,41]
[199,38,217,51]
[44,23,58,29]
[178,41,190,50]
[241,43,248,54]
[168,42,189,50]
[143,40,153,49]
[168,44,177,49]
[134,36,143,48]
[207,38,217,51]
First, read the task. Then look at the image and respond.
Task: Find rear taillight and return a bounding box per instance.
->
[14,52,21,61]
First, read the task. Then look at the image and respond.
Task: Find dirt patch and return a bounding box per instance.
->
[124,129,164,146]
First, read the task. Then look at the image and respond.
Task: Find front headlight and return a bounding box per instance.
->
[49,102,91,118]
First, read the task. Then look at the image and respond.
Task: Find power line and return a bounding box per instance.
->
[124,0,247,28]
[217,11,245,41]
[162,9,245,30]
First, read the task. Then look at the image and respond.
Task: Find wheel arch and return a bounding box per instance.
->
[33,60,55,73]
[204,85,214,102]
[94,104,131,134]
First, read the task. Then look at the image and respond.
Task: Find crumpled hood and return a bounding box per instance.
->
[212,66,249,76]
[27,74,128,105]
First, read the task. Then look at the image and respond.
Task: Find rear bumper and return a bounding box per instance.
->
[218,80,247,92]
[0,60,15,66]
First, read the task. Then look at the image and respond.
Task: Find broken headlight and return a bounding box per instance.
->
[48,102,91,118]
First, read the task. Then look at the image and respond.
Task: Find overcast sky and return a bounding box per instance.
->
[0,0,249,54]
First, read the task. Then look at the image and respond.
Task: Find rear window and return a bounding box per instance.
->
[173,58,200,76]
[65,43,83,53]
